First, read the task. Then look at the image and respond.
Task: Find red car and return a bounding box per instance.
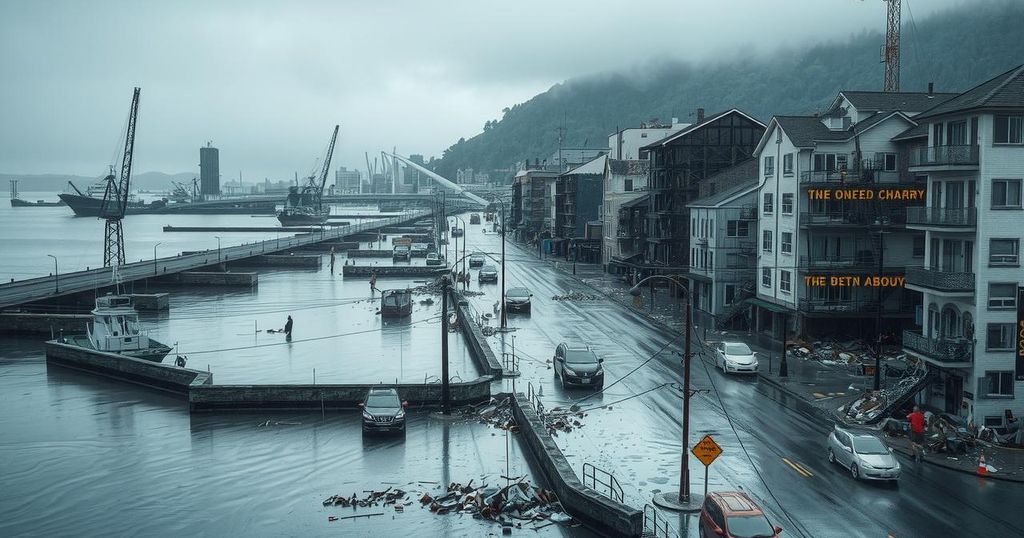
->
[700,491,782,538]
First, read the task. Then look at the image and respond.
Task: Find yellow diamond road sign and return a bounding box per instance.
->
[692,434,722,467]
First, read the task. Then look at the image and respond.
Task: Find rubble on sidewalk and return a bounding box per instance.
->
[542,404,587,436]
[463,397,520,432]
[837,361,928,424]
[551,291,599,301]
[322,487,411,508]
[421,477,575,529]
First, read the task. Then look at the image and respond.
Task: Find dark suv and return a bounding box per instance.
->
[553,343,604,389]
[504,287,532,313]
[360,387,407,435]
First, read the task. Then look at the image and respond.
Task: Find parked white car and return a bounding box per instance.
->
[712,342,758,374]
[827,427,901,482]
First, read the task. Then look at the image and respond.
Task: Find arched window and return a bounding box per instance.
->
[963,312,974,341]
[940,304,961,339]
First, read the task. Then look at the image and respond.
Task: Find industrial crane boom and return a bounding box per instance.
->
[315,125,339,211]
[101,87,141,267]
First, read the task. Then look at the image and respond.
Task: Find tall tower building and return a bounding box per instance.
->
[200,142,220,195]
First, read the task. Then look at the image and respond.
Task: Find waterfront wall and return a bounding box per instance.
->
[346,250,394,258]
[0,313,90,336]
[45,340,212,395]
[342,265,446,277]
[451,290,503,376]
[511,392,644,537]
[243,255,321,267]
[156,271,258,287]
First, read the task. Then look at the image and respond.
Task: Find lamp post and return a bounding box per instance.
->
[629,274,701,511]
[440,274,451,415]
[153,242,162,275]
[214,236,222,263]
[873,217,892,391]
[449,215,467,289]
[500,201,507,329]
[47,254,58,293]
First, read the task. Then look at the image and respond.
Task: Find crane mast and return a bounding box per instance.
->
[881,0,901,92]
[315,125,339,212]
[101,87,141,267]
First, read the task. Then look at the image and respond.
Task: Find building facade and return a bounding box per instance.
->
[334,167,361,194]
[555,155,606,262]
[199,142,220,196]
[602,159,650,269]
[608,120,689,160]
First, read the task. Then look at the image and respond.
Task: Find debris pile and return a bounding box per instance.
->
[542,404,586,436]
[838,362,928,424]
[322,487,411,508]
[551,291,599,301]
[466,397,519,432]
[786,337,907,371]
[420,478,574,529]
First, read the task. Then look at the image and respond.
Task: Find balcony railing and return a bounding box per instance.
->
[800,169,901,184]
[906,206,977,227]
[799,299,913,315]
[910,145,979,167]
[902,330,973,364]
[800,209,907,227]
[904,266,975,292]
[799,254,877,271]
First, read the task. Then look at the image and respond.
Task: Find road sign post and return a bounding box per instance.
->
[692,434,722,498]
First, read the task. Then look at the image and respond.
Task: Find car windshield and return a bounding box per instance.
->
[565,350,598,364]
[724,343,752,355]
[482,265,496,272]
[853,436,890,455]
[726,515,776,538]
[365,392,399,408]
[507,288,528,297]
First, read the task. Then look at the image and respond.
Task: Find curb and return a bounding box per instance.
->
[888,444,1024,483]
[754,372,840,424]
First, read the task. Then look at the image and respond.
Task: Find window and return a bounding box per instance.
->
[781,232,792,254]
[913,236,925,258]
[709,219,713,238]
[947,120,968,145]
[761,267,771,287]
[982,371,1014,397]
[640,132,648,138]
[724,284,737,305]
[762,230,773,252]
[988,283,1017,309]
[986,323,1015,350]
[813,153,837,171]
[692,217,697,234]
[990,239,1019,265]
[994,115,1024,144]
[624,178,633,192]
[782,193,794,214]
[727,220,749,237]
[874,152,898,171]
[780,270,791,293]
[763,156,775,176]
[763,193,774,214]
[992,179,1022,208]
[783,153,794,175]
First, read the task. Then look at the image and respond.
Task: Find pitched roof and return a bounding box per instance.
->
[773,111,912,148]
[562,154,607,176]
[689,177,759,208]
[892,123,928,141]
[915,64,1024,120]
[838,90,959,114]
[640,109,766,149]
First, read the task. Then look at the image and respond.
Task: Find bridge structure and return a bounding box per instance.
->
[0,210,432,311]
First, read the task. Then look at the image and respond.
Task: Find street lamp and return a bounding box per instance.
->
[214,236,222,262]
[153,242,162,275]
[448,215,467,289]
[499,201,507,329]
[47,254,58,293]
[629,274,702,511]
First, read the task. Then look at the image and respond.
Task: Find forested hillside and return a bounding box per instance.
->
[433,0,1024,180]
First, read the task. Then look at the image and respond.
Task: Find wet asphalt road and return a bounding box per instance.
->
[455,217,1024,538]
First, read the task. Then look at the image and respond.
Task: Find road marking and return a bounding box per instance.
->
[782,457,813,477]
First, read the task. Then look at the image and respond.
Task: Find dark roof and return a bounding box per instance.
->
[607,159,650,176]
[892,123,928,141]
[915,64,1024,120]
[689,177,759,208]
[696,159,759,200]
[774,111,909,147]
[620,193,650,209]
[839,91,959,114]
[641,109,765,150]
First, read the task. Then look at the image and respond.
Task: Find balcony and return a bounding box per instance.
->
[902,330,973,365]
[799,299,914,316]
[906,206,977,228]
[904,266,975,293]
[800,168,901,185]
[800,209,906,227]
[910,145,979,168]
[799,254,877,271]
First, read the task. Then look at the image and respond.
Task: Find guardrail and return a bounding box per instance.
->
[582,463,624,504]
[526,381,546,416]
[643,504,680,538]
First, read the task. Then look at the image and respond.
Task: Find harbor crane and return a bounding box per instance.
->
[276,125,339,226]
[100,87,141,267]
[881,0,901,92]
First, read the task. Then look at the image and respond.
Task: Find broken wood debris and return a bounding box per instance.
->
[421,477,575,528]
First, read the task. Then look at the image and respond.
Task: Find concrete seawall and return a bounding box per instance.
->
[155,271,258,287]
[451,290,503,376]
[242,255,321,267]
[346,250,394,258]
[511,393,644,537]
[0,313,91,336]
[189,376,493,412]
[342,266,446,278]
[45,340,212,395]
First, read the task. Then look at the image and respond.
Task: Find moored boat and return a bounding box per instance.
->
[60,294,172,362]
[380,289,413,318]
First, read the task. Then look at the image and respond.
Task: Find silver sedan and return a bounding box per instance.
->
[713,342,759,374]
[827,427,901,481]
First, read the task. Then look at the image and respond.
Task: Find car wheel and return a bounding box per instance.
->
[850,464,859,480]
[828,449,835,464]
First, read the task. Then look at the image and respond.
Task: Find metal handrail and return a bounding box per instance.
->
[643,504,680,538]
[582,463,624,504]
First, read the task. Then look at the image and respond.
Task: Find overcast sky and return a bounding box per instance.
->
[0,0,970,180]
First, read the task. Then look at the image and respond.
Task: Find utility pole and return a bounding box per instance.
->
[501,201,507,329]
[441,275,451,415]
[874,224,888,391]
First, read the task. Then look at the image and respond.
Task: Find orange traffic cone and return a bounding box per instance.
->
[977,453,987,476]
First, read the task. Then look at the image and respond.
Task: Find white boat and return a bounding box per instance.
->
[76,294,171,361]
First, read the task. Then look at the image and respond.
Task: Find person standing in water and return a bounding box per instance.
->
[284,315,293,339]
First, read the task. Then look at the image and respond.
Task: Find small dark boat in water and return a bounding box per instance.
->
[10,198,65,207]
[380,289,413,318]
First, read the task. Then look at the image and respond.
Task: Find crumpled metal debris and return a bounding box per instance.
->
[551,291,599,301]
[421,477,573,528]
[838,361,928,424]
[322,487,410,508]
[464,397,520,432]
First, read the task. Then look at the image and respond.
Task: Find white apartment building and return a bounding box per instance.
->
[608,119,690,160]
[602,159,650,268]
[686,169,759,330]
[900,65,1024,424]
[752,89,956,345]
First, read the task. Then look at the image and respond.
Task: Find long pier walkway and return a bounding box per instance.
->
[0,210,431,310]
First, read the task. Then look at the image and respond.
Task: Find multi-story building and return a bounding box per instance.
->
[603,159,650,270]
[334,167,361,194]
[549,148,609,171]
[512,168,559,239]
[609,119,690,160]
[199,142,220,196]
[686,164,759,330]
[555,155,606,262]
[640,109,765,272]
[899,65,1024,423]
[752,89,957,345]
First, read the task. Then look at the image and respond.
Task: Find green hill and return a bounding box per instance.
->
[432,0,1024,181]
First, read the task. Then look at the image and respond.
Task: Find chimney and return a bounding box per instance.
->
[697,108,705,123]
[671,117,679,126]
[927,82,934,98]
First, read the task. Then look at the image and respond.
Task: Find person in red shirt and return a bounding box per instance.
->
[907,405,926,461]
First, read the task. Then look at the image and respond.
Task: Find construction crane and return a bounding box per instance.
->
[100,87,141,267]
[314,125,339,212]
[881,0,901,92]
[276,125,338,226]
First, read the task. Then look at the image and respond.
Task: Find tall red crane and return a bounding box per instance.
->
[881,0,901,92]
[100,87,141,267]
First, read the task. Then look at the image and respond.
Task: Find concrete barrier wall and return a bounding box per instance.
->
[511,393,643,537]
[451,290,503,376]
[189,376,493,412]
[0,313,91,336]
[130,293,169,311]
[342,266,446,277]
[243,255,321,267]
[45,340,212,395]
[157,272,258,287]
[346,250,394,258]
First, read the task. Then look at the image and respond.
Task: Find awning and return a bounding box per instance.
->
[620,194,650,210]
[746,298,794,314]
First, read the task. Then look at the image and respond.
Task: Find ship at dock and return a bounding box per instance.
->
[60,294,172,362]
[277,125,339,227]
[59,173,167,217]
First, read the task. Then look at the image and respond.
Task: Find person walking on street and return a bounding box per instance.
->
[369,272,378,294]
[907,405,926,462]
[329,246,336,272]
[284,315,293,339]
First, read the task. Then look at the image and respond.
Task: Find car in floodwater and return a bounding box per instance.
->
[712,341,758,374]
[478,264,498,283]
[553,343,604,389]
[425,252,444,266]
[827,426,901,481]
[504,287,532,313]
[360,387,408,435]
[699,491,782,538]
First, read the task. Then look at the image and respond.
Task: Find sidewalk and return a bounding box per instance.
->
[537,250,1024,482]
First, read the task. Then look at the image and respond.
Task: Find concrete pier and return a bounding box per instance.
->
[45,340,213,395]
[163,225,349,233]
[346,250,394,258]
[156,271,258,287]
[241,255,321,268]
[0,313,91,336]
[342,265,446,277]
